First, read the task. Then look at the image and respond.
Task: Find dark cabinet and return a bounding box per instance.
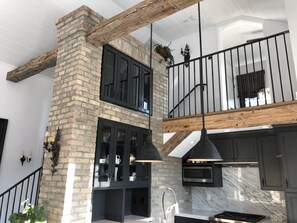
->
[101,45,151,113]
[211,139,233,162]
[257,136,284,191]
[94,118,150,188]
[210,136,257,162]
[276,129,297,192]
[92,118,151,222]
[285,192,297,222]
[234,138,258,162]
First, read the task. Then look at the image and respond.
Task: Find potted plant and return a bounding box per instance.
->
[9,200,47,223]
[154,43,174,65]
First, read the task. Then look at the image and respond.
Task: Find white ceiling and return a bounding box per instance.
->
[0,0,287,69]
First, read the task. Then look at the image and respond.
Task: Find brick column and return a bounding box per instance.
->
[38,6,104,223]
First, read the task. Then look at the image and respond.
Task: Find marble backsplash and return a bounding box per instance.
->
[192,167,286,222]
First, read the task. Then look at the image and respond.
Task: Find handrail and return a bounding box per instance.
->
[0,167,43,223]
[167,30,289,68]
[0,167,42,197]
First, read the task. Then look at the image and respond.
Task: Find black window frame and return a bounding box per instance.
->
[100,45,152,114]
[0,118,8,164]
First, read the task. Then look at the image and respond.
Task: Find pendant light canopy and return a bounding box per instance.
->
[188,3,222,162]
[135,24,163,163]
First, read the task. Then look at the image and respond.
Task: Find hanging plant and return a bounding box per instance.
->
[154,43,174,65]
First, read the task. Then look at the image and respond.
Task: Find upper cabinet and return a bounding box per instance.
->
[210,135,258,162]
[101,45,151,113]
[93,118,150,188]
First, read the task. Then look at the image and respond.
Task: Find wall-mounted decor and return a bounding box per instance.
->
[181,44,190,67]
[0,118,8,165]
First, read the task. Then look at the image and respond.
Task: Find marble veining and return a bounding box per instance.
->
[192,167,286,222]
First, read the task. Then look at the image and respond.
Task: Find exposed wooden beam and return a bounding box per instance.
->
[6,48,58,83]
[162,131,191,156]
[163,101,297,133]
[87,0,202,46]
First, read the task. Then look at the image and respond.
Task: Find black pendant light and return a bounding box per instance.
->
[135,24,163,163]
[188,3,223,162]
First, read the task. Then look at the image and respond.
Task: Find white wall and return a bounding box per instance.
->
[0,62,53,193]
[284,0,297,74]
[170,26,218,65]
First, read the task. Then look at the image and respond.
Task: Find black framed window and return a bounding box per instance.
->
[101,45,152,113]
[0,118,8,164]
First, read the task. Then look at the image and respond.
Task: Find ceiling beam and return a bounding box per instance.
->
[6,48,58,83]
[163,101,297,133]
[6,0,202,82]
[162,131,191,156]
[87,0,202,46]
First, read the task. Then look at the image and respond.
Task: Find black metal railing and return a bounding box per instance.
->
[167,30,297,118]
[0,167,42,223]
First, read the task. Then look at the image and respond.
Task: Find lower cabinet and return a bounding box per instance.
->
[285,192,297,222]
[92,187,150,222]
[257,136,284,191]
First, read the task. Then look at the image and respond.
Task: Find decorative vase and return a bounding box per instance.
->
[129,154,135,164]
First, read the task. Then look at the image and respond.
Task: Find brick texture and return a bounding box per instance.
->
[39,5,191,223]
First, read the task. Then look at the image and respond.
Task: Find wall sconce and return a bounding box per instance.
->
[43,127,61,175]
[181,44,190,67]
[20,151,32,166]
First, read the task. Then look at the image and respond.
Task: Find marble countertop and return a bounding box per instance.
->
[175,209,272,222]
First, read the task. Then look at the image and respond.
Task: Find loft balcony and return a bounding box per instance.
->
[163,30,297,152]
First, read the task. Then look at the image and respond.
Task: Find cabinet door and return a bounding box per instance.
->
[257,136,284,191]
[278,131,297,191]
[286,192,297,222]
[94,121,113,187]
[212,139,234,161]
[234,137,258,162]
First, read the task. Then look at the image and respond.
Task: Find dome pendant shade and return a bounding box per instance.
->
[188,129,223,162]
[135,135,163,163]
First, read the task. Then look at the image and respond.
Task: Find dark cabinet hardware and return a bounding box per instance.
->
[275,154,283,158]
[262,178,265,187]
[286,178,289,189]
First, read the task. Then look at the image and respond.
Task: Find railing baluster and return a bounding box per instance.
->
[11,187,17,217]
[237,47,241,109]
[183,64,186,116]
[177,66,180,117]
[258,41,267,105]
[18,182,24,212]
[30,173,37,203]
[283,33,294,100]
[167,68,170,118]
[205,57,209,113]
[251,43,259,106]
[188,63,191,115]
[230,49,236,109]
[267,39,276,103]
[244,45,251,107]
[35,169,43,205]
[172,67,175,117]
[223,51,229,110]
[5,191,11,223]
[211,56,215,112]
[25,178,30,201]
[194,61,197,115]
[275,37,285,102]
[217,54,222,111]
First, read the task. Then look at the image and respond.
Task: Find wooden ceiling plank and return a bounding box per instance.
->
[6,48,58,83]
[6,0,201,82]
[87,0,202,46]
[163,101,297,133]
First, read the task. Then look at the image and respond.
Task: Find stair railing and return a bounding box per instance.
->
[167,30,296,118]
[0,167,42,223]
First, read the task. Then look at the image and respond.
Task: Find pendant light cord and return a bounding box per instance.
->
[198,3,205,130]
[148,23,153,135]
